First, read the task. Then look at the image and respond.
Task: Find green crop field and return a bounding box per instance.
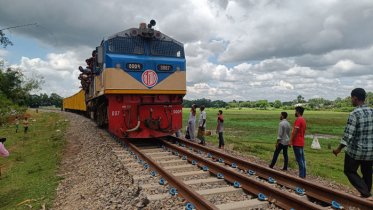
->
[181,108,360,188]
[0,110,68,209]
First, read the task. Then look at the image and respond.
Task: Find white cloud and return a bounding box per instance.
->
[10,51,82,97]
[1,0,373,102]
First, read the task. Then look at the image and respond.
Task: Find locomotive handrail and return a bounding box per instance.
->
[126,120,140,132]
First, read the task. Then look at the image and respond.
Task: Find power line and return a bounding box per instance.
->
[0,23,37,31]
[0,23,58,46]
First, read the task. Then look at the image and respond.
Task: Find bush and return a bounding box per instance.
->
[283,106,295,110]
[334,107,355,112]
[225,106,230,110]
[238,106,242,110]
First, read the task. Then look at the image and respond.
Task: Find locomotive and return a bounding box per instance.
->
[63,20,186,138]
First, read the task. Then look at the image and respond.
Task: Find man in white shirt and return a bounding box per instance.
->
[197,105,207,145]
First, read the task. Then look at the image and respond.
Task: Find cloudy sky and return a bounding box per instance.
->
[1,0,373,102]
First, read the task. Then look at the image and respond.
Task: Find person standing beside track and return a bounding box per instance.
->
[188,104,197,142]
[288,106,307,179]
[269,112,290,171]
[15,116,19,133]
[0,138,9,177]
[216,110,224,149]
[333,88,373,201]
[197,105,207,146]
[23,117,29,134]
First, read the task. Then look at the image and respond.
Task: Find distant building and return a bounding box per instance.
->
[294,103,309,107]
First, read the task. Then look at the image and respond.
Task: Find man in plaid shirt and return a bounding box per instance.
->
[333,88,373,201]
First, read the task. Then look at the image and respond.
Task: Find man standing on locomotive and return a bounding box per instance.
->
[333,88,373,201]
[269,112,290,171]
[188,104,197,142]
[197,105,207,146]
[288,106,307,179]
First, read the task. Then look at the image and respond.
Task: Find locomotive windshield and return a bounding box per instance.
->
[105,30,184,58]
[150,38,184,58]
[107,36,145,55]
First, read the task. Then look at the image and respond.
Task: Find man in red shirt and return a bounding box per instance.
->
[288,106,307,178]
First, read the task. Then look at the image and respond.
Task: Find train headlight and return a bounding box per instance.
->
[116,63,121,69]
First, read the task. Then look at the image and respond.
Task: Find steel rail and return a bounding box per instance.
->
[170,136,373,210]
[161,139,322,210]
[122,139,219,210]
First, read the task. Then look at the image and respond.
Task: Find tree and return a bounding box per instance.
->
[282,101,293,106]
[0,64,44,106]
[0,30,13,48]
[257,100,269,109]
[274,100,282,108]
[50,93,63,107]
[297,95,306,103]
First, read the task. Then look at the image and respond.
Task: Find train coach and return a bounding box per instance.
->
[63,20,186,138]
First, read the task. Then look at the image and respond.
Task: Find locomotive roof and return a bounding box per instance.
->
[103,28,183,47]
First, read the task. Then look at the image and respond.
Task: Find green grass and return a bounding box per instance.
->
[182,108,360,188]
[0,110,69,209]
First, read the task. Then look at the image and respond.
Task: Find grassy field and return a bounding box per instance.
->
[181,108,359,187]
[0,110,68,209]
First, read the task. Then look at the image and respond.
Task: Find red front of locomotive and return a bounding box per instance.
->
[106,94,184,138]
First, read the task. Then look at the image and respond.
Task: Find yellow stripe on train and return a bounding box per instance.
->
[104,90,186,94]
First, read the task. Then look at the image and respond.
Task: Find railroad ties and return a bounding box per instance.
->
[102,129,373,210]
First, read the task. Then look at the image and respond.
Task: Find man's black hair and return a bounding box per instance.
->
[281,112,288,119]
[0,138,6,143]
[295,106,305,116]
[351,88,366,101]
[219,110,223,115]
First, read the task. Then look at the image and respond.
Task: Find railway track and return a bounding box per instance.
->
[101,129,373,210]
[38,109,371,209]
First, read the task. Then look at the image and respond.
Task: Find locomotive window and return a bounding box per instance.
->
[150,38,185,58]
[108,36,145,55]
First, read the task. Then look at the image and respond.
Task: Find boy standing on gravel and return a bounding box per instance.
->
[333,88,373,201]
[269,112,290,171]
[216,110,224,149]
[288,106,307,179]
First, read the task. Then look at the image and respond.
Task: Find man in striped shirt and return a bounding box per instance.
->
[333,88,373,201]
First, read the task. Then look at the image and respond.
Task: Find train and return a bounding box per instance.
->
[63,20,186,138]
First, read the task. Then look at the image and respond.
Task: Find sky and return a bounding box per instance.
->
[1,0,373,102]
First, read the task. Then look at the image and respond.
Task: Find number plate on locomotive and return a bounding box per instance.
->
[157,64,173,71]
[126,63,143,70]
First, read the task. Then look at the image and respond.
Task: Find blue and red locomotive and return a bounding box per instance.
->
[64,20,186,138]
